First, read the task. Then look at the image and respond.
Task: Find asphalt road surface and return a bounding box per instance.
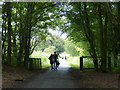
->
[24,59,78,88]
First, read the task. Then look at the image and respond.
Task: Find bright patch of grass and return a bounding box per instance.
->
[70,63,79,69]
[30,51,50,68]
[112,67,120,72]
[83,58,94,68]
[67,56,80,69]
[67,56,94,69]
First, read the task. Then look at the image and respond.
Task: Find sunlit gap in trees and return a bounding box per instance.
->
[48,28,68,40]
[48,14,69,40]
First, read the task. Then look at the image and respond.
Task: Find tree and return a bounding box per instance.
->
[58,2,120,71]
[35,34,65,54]
[6,2,12,65]
[64,40,79,56]
[2,2,63,67]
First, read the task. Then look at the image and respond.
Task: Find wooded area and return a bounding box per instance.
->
[2,2,120,72]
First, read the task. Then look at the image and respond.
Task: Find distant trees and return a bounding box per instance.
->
[35,35,65,54]
[64,40,80,56]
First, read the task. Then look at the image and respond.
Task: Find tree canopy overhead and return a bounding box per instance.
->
[2,2,120,72]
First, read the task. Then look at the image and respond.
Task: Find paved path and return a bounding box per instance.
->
[24,59,78,88]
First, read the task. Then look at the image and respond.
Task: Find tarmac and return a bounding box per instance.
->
[24,59,78,88]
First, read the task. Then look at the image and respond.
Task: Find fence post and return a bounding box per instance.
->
[40,58,42,70]
[35,58,37,69]
[30,58,33,70]
[108,57,111,71]
[80,57,83,71]
[38,59,39,69]
[27,58,30,70]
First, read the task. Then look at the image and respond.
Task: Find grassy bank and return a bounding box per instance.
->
[67,56,94,69]
[30,51,50,69]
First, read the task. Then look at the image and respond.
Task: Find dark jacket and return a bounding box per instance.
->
[53,54,58,62]
[49,54,53,64]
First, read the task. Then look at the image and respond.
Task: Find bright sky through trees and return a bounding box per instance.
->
[48,28,68,39]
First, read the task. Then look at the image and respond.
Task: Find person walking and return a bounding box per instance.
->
[53,52,58,70]
[48,54,54,70]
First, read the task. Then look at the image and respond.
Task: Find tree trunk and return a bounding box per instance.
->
[117,2,120,39]
[13,6,18,65]
[6,2,12,65]
[113,52,118,67]
[103,8,108,71]
[18,3,24,66]
[98,3,108,72]
[116,2,120,52]
[2,3,7,64]
[24,2,33,68]
[83,3,98,70]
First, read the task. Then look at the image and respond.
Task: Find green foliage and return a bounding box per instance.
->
[30,51,50,68]
[70,64,79,69]
[52,35,65,53]
[35,34,65,54]
[112,67,120,72]
[60,2,120,71]
[83,58,94,68]
[43,46,56,54]
[2,2,64,67]
[2,2,120,71]
[64,40,80,56]
[77,42,90,57]
[67,56,79,68]
[67,56,94,69]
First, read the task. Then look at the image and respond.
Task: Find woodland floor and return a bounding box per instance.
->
[2,65,119,89]
[68,68,119,89]
[2,65,48,88]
